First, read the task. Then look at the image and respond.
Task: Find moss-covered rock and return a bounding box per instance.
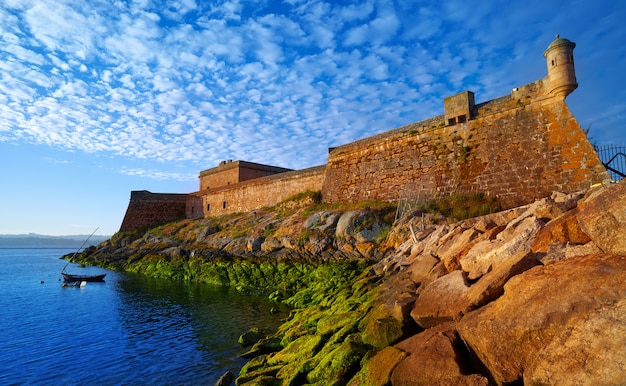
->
[239,328,266,347]
[346,346,408,386]
[307,339,369,384]
[242,337,283,359]
[267,335,324,366]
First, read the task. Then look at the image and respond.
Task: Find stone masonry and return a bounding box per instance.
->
[119,36,610,232]
[119,191,192,232]
[321,77,608,208]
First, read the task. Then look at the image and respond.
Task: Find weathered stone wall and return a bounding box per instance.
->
[119,191,190,232]
[186,195,204,220]
[321,78,609,209]
[199,160,292,190]
[201,165,326,216]
[200,165,240,191]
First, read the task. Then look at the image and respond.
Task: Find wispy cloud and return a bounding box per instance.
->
[1,0,625,178]
[43,156,70,164]
[118,166,197,181]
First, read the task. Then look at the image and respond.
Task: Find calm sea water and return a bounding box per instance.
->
[0,248,288,385]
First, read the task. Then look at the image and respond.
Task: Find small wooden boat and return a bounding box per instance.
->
[62,272,106,282]
[61,227,106,284]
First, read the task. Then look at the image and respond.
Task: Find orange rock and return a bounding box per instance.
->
[531,208,591,253]
[391,322,488,385]
[577,180,626,255]
[457,254,626,385]
[410,271,470,328]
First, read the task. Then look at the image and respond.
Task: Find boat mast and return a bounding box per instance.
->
[61,227,99,274]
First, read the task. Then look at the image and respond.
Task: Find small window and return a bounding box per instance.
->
[191,207,195,214]
[223,201,227,209]
[458,115,467,123]
[448,117,456,126]
[207,204,211,211]
[551,59,555,66]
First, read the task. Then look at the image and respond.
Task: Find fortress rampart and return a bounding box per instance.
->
[197,165,326,217]
[119,191,192,232]
[118,36,610,232]
[322,78,608,208]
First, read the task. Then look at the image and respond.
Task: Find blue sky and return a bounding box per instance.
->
[1,0,625,236]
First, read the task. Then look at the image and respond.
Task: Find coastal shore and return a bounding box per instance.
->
[73,181,626,385]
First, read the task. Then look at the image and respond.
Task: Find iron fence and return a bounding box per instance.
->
[595,144,626,181]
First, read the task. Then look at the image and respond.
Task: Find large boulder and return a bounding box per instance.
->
[410,270,470,328]
[577,180,626,255]
[460,216,543,280]
[390,322,489,386]
[531,208,591,253]
[437,227,482,271]
[411,247,539,329]
[404,253,439,285]
[462,247,539,310]
[457,253,626,385]
[336,211,362,239]
[347,346,407,386]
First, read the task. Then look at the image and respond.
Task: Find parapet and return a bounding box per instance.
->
[444,91,475,126]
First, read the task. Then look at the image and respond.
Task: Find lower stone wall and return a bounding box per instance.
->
[322,96,609,209]
[201,165,326,216]
[119,191,190,232]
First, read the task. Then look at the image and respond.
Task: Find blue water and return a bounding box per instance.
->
[0,248,288,385]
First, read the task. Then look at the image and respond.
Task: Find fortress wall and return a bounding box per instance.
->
[200,167,239,190]
[201,165,326,216]
[186,195,204,220]
[199,160,292,190]
[119,37,609,231]
[322,86,609,209]
[119,191,189,232]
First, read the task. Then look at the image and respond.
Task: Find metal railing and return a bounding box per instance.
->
[595,144,626,181]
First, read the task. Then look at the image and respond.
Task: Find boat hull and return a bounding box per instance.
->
[62,273,106,282]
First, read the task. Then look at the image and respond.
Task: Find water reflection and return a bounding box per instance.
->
[114,274,289,384]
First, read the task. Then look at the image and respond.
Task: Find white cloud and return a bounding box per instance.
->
[23,0,96,59]
[343,2,400,47]
[118,166,197,181]
[0,0,624,178]
[339,3,374,21]
[43,156,70,164]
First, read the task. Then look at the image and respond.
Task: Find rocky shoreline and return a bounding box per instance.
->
[73,182,626,385]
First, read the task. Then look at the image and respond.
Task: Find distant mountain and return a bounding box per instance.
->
[0,234,111,248]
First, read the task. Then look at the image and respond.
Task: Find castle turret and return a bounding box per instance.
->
[543,34,577,99]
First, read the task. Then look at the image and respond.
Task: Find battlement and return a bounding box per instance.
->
[444,91,475,126]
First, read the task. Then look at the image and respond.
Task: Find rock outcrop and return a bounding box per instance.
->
[235,180,626,385]
[77,181,626,385]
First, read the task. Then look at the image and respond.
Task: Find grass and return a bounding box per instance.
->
[418,192,501,220]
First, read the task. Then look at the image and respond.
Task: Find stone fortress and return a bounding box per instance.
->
[120,36,610,232]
